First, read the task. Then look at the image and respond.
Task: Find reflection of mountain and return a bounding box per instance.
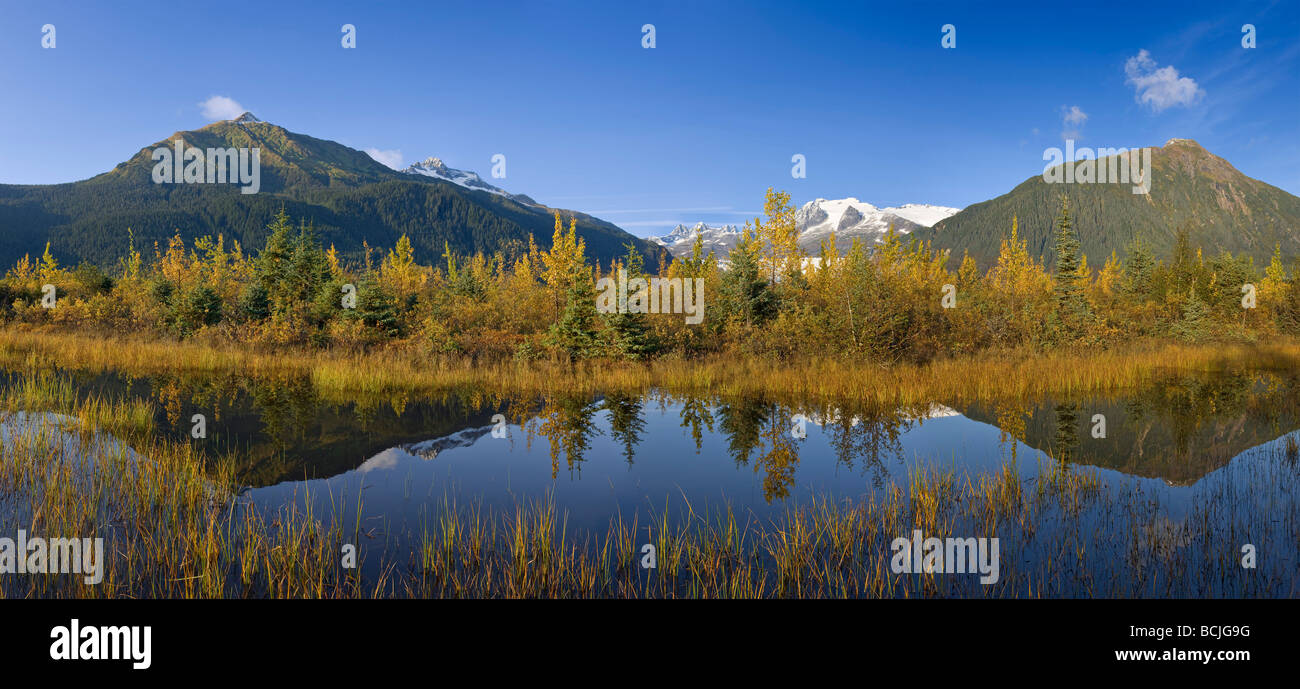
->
[223,398,508,486]
[960,373,1300,485]
[37,369,518,487]
[401,425,496,460]
[24,366,1300,491]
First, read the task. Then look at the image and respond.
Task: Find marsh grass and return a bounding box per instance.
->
[4,328,1300,409]
[4,381,1291,598]
[1,332,1296,598]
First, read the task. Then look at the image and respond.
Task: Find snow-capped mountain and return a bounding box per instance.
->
[649,222,742,259]
[402,156,511,196]
[650,199,961,260]
[795,198,960,254]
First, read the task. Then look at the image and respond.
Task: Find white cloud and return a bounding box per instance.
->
[1060,105,1088,140]
[365,148,404,170]
[1124,50,1204,112]
[199,95,247,120]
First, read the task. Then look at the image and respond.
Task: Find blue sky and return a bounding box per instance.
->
[1,0,1296,238]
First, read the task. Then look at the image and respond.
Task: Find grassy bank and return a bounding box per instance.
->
[3,326,1299,407]
[2,329,1297,598]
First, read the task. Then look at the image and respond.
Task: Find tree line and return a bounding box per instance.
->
[4,190,1299,362]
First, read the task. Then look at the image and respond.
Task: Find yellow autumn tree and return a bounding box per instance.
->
[381,233,428,299]
[756,188,802,283]
[1259,244,1288,318]
[540,211,586,317]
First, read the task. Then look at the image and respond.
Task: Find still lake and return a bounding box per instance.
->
[8,365,1300,596]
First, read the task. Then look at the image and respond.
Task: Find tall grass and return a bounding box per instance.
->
[3,327,1298,407]
[1,331,1296,598]
[2,379,1294,598]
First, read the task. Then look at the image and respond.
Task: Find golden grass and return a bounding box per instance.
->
[1,328,1296,598]
[3,326,1298,408]
[2,379,1293,598]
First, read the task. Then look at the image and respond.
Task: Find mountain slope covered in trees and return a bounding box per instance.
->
[0,114,665,269]
[916,139,1300,269]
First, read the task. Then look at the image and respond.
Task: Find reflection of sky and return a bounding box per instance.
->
[244,403,1300,584]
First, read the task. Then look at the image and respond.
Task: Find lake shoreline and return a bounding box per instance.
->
[2,325,1299,405]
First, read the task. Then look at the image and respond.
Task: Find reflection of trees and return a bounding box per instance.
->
[1051,376,1259,466]
[820,400,908,488]
[1154,373,1253,458]
[677,395,714,453]
[1053,403,1079,462]
[714,398,804,502]
[249,375,321,452]
[757,411,799,502]
[149,372,241,429]
[716,396,772,466]
[603,393,645,465]
[714,396,922,500]
[715,397,800,501]
[993,402,1028,462]
[534,395,601,478]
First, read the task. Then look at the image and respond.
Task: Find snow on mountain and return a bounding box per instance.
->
[651,199,961,260]
[402,156,512,197]
[888,203,962,228]
[649,222,742,259]
[795,198,960,254]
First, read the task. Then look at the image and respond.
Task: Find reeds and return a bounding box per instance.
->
[3,327,1298,408]
[1,333,1296,598]
[3,390,1293,598]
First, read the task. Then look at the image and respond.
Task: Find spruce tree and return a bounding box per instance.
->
[256,208,294,302]
[1123,238,1155,301]
[354,273,402,338]
[1172,287,1211,342]
[546,260,601,359]
[721,228,777,327]
[1052,197,1090,337]
[608,243,658,359]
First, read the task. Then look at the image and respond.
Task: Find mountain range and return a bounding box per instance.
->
[649,199,961,260]
[0,113,665,269]
[2,120,1296,275]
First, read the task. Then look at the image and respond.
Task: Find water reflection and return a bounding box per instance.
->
[6,365,1297,495]
[5,365,1300,578]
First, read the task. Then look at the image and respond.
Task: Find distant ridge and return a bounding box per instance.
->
[0,114,666,268]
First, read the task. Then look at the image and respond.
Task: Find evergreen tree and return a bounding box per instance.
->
[1052,197,1090,337]
[1170,223,1200,296]
[546,258,601,359]
[285,221,331,310]
[1123,238,1155,301]
[720,227,777,328]
[353,273,402,338]
[608,243,658,359]
[238,282,270,321]
[1172,287,1211,341]
[173,285,223,336]
[603,393,646,464]
[256,208,295,300]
